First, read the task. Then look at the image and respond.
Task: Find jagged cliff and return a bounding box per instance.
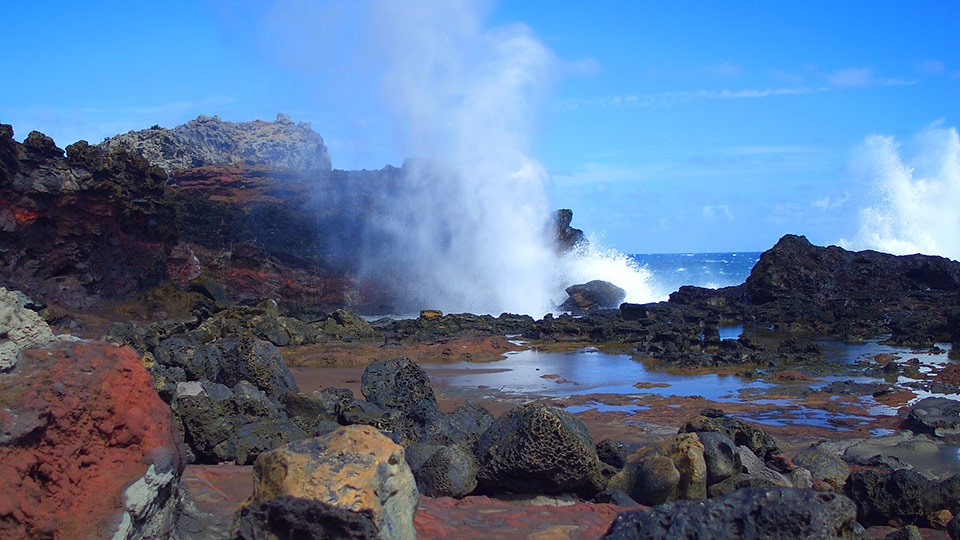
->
[0,118,381,319]
[99,113,332,173]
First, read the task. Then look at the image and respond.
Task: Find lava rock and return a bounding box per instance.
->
[0,341,187,539]
[232,495,379,540]
[793,444,851,489]
[846,468,960,527]
[361,357,436,413]
[604,487,857,539]
[679,412,781,461]
[695,431,741,486]
[560,280,627,313]
[606,433,707,506]
[474,404,604,495]
[904,397,960,438]
[250,425,418,540]
[415,444,479,499]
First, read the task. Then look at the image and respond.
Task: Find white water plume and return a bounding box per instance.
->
[558,237,662,304]
[841,127,960,261]
[360,0,558,315]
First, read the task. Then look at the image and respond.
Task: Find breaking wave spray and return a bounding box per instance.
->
[361,0,657,315]
[842,126,960,262]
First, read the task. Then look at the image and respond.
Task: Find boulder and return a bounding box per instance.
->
[606,433,707,506]
[233,495,380,540]
[172,380,307,465]
[604,488,857,539]
[679,411,780,461]
[560,280,627,313]
[415,444,479,499]
[0,287,56,371]
[474,404,604,495]
[695,431,741,485]
[0,341,187,539]
[793,444,851,489]
[846,468,960,527]
[249,425,418,540]
[904,397,960,438]
[361,357,436,413]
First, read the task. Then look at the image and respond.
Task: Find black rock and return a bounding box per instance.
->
[415,444,479,499]
[474,403,603,496]
[679,413,780,462]
[361,357,436,412]
[560,280,627,313]
[232,495,379,540]
[903,396,960,438]
[846,468,960,527]
[604,487,857,539]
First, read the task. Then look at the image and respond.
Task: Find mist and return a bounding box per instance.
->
[842,126,960,262]
[353,0,558,315]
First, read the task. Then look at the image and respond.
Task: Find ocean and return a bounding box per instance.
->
[628,251,762,300]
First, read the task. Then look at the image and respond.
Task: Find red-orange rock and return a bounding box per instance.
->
[0,341,184,539]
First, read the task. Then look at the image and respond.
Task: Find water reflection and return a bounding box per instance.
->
[424,348,768,401]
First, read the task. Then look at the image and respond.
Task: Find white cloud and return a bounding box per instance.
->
[812,193,850,210]
[702,204,734,221]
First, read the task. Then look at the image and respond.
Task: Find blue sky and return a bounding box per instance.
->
[4,1,959,254]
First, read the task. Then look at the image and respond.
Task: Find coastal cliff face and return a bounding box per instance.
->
[0,117,396,318]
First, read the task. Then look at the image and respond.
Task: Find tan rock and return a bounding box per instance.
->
[251,425,418,540]
[607,433,707,505]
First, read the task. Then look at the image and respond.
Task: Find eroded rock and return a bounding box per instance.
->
[250,425,418,540]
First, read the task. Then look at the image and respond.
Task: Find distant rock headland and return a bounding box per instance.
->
[100,113,332,173]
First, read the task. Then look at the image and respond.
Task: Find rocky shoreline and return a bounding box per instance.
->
[1,116,959,539]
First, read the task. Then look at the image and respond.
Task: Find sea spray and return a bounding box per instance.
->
[359,0,558,315]
[842,126,960,261]
[558,237,663,305]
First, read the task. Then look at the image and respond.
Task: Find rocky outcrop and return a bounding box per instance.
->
[554,208,586,252]
[0,340,187,539]
[743,234,960,344]
[100,114,332,173]
[559,280,627,313]
[604,488,858,539]
[248,425,419,540]
[0,288,56,371]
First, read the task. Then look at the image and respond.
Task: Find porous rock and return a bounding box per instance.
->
[361,357,436,413]
[250,425,418,540]
[415,444,479,499]
[100,113,332,173]
[604,487,858,539]
[474,403,603,495]
[0,341,186,539]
